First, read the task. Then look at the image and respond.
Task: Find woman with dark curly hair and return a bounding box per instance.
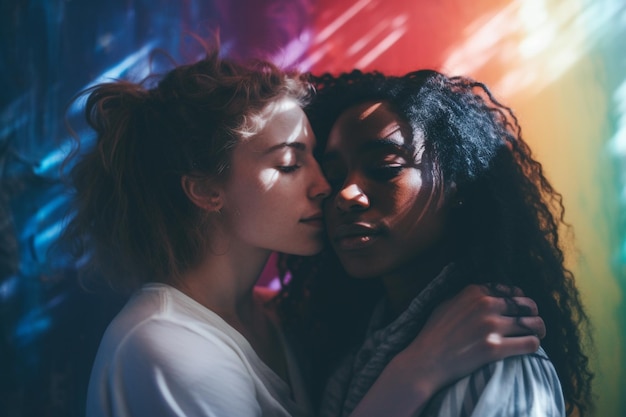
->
[277,69,594,417]
[64,46,549,416]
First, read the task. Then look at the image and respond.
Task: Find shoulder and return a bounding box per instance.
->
[87,285,294,416]
[119,316,238,367]
[493,346,562,390]
[89,323,263,416]
[423,347,565,417]
[98,286,258,379]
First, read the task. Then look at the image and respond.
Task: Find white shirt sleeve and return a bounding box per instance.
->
[99,320,263,417]
[421,347,565,417]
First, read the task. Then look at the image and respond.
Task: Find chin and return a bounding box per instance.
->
[339,259,381,279]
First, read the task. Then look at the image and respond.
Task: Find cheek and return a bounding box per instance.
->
[386,179,448,246]
[231,180,297,231]
[224,179,269,229]
[257,168,283,190]
[227,183,255,212]
[399,201,449,251]
[377,174,424,217]
[227,167,274,204]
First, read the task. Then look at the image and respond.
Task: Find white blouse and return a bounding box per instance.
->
[86,283,313,417]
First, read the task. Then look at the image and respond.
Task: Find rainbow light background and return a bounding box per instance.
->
[304,1,626,415]
[1,0,624,416]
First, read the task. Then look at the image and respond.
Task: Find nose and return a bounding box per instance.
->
[336,183,369,212]
[309,163,332,200]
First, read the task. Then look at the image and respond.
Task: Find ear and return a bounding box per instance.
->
[181,175,223,212]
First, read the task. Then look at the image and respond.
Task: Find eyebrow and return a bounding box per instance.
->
[323,138,414,162]
[360,138,414,153]
[263,142,307,155]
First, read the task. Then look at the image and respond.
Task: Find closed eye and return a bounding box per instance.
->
[366,165,404,181]
[277,164,301,173]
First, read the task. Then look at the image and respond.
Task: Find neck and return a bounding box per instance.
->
[175,242,272,323]
[381,244,452,318]
[174,244,291,384]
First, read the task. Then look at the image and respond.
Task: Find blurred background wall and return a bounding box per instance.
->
[1,0,624,416]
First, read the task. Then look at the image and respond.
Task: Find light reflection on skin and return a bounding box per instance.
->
[219,96,329,256]
[248,99,311,192]
[354,102,447,234]
[486,333,503,345]
[358,102,383,120]
[323,100,454,282]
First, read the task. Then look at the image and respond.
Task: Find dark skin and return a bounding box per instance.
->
[279,68,592,415]
[323,100,457,317]
[318,99,546,416]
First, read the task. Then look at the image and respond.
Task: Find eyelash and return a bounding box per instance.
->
[367,165,404,181]
[324,165,404,191]
[277,164,301,173]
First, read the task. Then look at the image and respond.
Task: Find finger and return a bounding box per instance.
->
[499,316,546,339]
[481,283,525,297]
[496,284,524,297]
[472,295,539,316]
[500,296,539,316]
[489,335,541,359]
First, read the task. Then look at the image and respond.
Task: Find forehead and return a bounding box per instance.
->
[243,97,313,151]
[326,101,414,150]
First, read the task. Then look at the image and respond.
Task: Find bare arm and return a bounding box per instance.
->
[349,284,545,417]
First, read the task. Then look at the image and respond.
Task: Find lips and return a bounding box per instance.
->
[331,222,382,250]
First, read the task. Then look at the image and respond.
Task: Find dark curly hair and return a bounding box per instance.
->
[61,48,312,294]
[276,69,594,416]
